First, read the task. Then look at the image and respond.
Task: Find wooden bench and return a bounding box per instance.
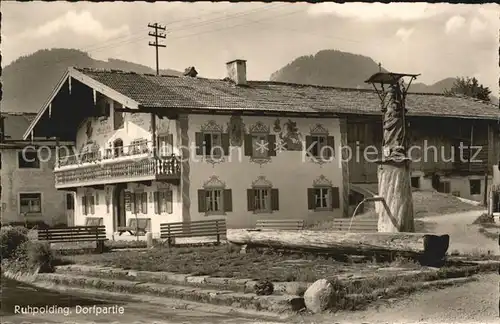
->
[37,225,107,253]
[330,218,378,232]
[256,219,305,231]
[85,217,104,226]
[117,218,151,236]
[160,219,226,246]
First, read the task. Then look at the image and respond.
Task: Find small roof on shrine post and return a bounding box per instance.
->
[364,72,421,85]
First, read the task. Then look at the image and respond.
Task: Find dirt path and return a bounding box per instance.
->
[298,273,498,323]
[418,209,498,255]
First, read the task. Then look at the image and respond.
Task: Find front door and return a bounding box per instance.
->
[113,184,126,231]
[65,193,75,226]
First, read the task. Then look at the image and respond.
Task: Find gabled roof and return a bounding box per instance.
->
[1,112,37,140]
[23,67,500,139]
[75,67,498,119]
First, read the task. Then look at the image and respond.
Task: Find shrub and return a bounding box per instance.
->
[16,240,55,273]
[0,226,29,259]
[472,213,494,225]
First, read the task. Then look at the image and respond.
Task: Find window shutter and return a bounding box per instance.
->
[244,134,253,156]
[305,136,313,157]
[221,133,230,156]
[142,192,148,214]
[307,188,315,210]
[153,192,159,214]
[89,196,95,215]
[198,189,206,212]
[331,187,340,209]
[166,190,173,214]
[326,136,335,158]
[167,134,174,155]
[131,193,137,214]
[247,189,254,211]
[95,192,99,204]
[81,196,86,215]
[271,188,279,211]
[268,134,276,156]
[195,132,204,155]
[224,189,232,212]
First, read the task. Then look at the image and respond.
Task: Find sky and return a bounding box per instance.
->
[2,2,499,92]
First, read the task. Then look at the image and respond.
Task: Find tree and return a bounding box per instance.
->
[445,77,491,102]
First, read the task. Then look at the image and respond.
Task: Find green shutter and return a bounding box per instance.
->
[142,192,148,214]
[221,133,230,156]
[81,196,86,215]
[90,196,95,215]
[166,190,173,214]
[305,136,313,157]
[198,189,206,212]
[326,136,335,158]
[153,192,159,214]
[307,188,315,210]
[268,135,276,156]
[331,187,340,209]
[244,134,253,156]
[195,132,204,156]
[247,189,254,211]
[224,189,232,212]
[271,188,279,211]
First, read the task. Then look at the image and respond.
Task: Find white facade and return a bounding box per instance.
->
[62,96,344,239]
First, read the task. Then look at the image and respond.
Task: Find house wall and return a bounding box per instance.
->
[186,114,344,228]
[0,148,67,225]
[74,182,182,239]
[70,97,178,163]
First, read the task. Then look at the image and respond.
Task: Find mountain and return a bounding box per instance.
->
[1,48,183,113]
[270,49,386,89]
[271,49,499,105]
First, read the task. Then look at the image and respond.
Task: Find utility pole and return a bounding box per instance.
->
[148,23,166,76]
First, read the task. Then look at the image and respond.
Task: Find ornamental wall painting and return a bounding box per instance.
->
[274,118,303,151]
[227,115,245,147]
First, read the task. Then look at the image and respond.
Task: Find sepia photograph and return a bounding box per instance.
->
[1,1,499,323]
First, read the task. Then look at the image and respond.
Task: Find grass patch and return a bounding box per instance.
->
[59,244,496,283]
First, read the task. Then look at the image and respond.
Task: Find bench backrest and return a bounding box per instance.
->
[128,218,151,232]
[330,218,378,232]
[160,219,226,238]
[256,219,305,230]
[37,225,106,242]
[85,217,104,226]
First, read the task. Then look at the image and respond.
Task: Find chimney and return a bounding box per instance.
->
[226,59,247,85]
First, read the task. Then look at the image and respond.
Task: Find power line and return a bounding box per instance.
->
[148,23,167,76]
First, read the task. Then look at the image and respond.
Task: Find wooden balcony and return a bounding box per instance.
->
[54,155,181,188]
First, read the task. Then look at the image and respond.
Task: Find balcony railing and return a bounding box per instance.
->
[54,155,181,188]
[57,140,172,168]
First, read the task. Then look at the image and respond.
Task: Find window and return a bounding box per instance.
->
[157,133,173,157]
[197,177,232,215]
[130,138,149,155]
[308,186,340,211]
[113,139,124,157]
[306,134,335,159]
[18,151,40,168]
[66,193,74,210]
[251,134,269,158]
[113,102,124,130]
[154,189,173,214]
[247,177,279,213]
[81,194,95,215]
[19,193,42,214]
[411,177,420,189]
[437,181,451,194]
[132,192,148,214]
[253,188,270,212]
[469,179,481,195]
[206,189,223,213]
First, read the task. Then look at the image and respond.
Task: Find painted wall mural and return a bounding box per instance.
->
[227,115,245,147]
[275,118,303,151]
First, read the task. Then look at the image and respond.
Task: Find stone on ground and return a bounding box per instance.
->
[303,279,334,313]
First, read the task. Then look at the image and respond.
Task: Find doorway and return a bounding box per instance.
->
[65,193,75,226]
[113,184,127,231]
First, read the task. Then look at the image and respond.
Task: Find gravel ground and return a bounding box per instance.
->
[298,273,498,323]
